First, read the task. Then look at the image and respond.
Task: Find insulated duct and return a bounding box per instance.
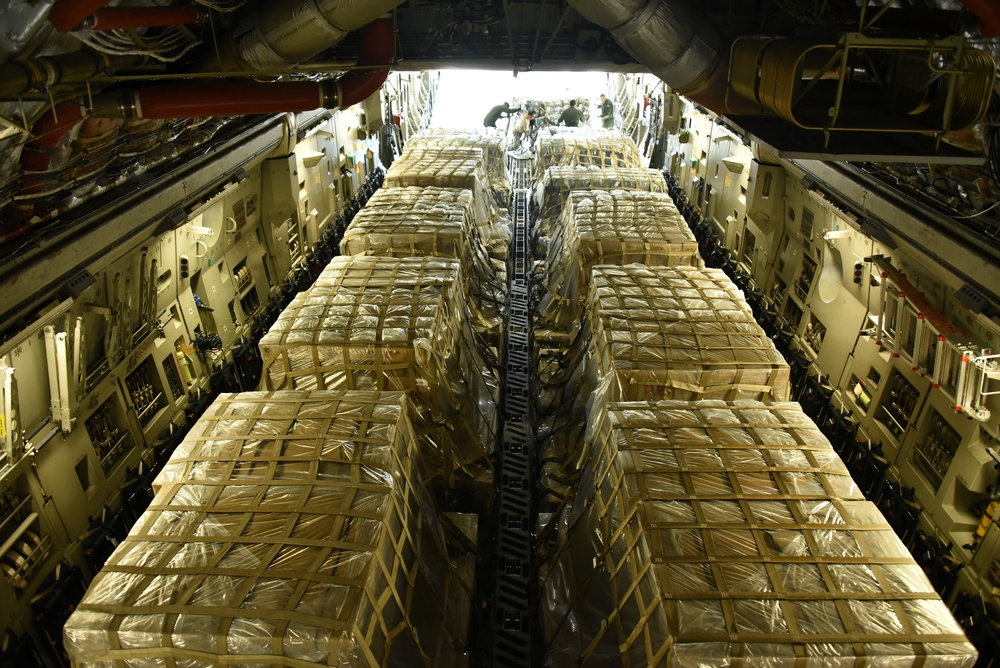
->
[209,0,405,72]
[92,17,395,119]
[565,0,728,111]
[0,51,146,97]
[10,17,394,230]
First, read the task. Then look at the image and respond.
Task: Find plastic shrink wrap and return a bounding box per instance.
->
[64,390,475,667]
[537,190,701,334]
[542,399,978,667]
[339,186,505,334]
[587,265,791,403]
[383,146,509,254]
[258,256,498,481]
[534,131,643,181]
[534,166,667,236]
[407,130,511,206]
[538,264,788,508]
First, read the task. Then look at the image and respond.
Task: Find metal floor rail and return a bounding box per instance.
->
[491,154,536,666]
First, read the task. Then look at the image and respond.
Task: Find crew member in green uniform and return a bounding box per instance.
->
[599,94,614,128]
[484,102,517,128]
[556,99,584,127]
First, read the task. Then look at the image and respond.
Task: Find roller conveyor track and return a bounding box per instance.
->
[490,154,537,667]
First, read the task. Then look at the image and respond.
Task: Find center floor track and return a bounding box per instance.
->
[490,154,538,666]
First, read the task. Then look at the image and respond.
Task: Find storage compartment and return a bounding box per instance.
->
[0,481,50,598]
[84,395,133,473]
[124,355,167,427]
[875,368,919,441]
[912,409,962,492]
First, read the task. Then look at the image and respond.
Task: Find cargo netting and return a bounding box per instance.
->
[408,130,512,207]
[587,265,791,404]
[533,166,667,237]
[383,146,510,256]
[340,186,505,334]
[64,390,476,667]
[537,265,789,508]
[258,256,498,482]
[534,131,643,181]
[541,399,977,667]
[536,190,701,337]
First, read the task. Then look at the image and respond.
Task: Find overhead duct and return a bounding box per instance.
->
[565,0,728,111]
[0,51,146,97]
[10,17,394,232]
[81,7,208,31]
[94,17,395,118]
[729,35,996,133]
[208,0,405,72]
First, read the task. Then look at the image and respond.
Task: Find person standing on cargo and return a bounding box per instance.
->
[557,99,584,127]
[484,101,517,128]
[599,94,614,128]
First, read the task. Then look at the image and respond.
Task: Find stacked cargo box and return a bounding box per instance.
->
[542,399,978,666]
[408,130,512,206]
[339,186,504,334]
[534,166,667,237]
[538,264,789,503]
[532,178,974,664]
[534,131,643,181]
[587,265,791,403]
[536,190,701,336]
[383,146,509,255]
[64,390,475,667]
[258,256,498,482]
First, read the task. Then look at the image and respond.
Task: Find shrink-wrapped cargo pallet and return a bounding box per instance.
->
[588,265,790,402]
[534,166,667,236]
[408,130,512,206]
[543,400,977,667]
[258,256,498,480]
[384,146,509,254]
[64,390,475,667]
[537,190,701,334]
[339,186,504,333]
[534,131,643,180]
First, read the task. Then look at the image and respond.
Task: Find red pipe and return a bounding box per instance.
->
[85,7,206,31]
[337,17,396,107]
[48,0,112,32]
[7,15,396,235]
[960,0,1000,37]
[18,102,87,174]
[99,80,337,119]
[93,16,396,118]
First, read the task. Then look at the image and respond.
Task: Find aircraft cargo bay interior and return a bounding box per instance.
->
[1,1,1000,666]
